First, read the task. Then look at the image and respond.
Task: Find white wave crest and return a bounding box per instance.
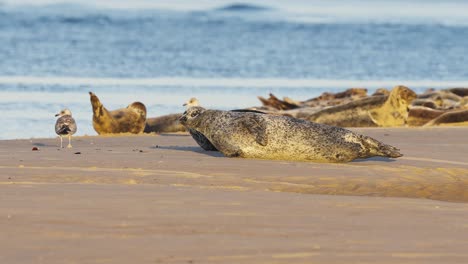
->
[0,76,467,89]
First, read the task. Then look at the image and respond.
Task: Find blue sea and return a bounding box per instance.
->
[1,0,468,139]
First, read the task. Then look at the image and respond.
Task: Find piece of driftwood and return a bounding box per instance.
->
[257,93,300,110]
[301,88,368,108]
[258,88,368,111]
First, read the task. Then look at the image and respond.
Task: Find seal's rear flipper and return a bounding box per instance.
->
[89,91,105,117]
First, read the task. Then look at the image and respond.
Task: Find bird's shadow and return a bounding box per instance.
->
[32,143,47,147]
[32,142,58,147]
[151,145,224,158]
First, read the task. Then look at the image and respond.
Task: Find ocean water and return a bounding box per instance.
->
[1,0,468,139]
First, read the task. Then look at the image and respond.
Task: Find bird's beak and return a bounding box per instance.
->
[182,103,187,106]
[55,113,60,117]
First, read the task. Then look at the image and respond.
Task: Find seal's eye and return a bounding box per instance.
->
[190,111,198,117]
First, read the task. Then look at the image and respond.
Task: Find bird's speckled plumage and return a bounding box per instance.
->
[180,107,402,162]
[55,109,77,148]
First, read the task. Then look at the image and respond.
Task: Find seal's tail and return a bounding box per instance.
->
[360,135,403,158]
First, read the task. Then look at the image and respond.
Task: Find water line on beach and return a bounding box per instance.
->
[1,76,468,89]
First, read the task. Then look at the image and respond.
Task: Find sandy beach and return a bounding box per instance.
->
[1,127,467,263]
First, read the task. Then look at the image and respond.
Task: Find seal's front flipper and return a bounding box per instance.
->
[241,114,268,146]
[189,129,218,151]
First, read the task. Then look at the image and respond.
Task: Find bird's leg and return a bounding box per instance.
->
[67,135,72,148]
[60,136,63,148]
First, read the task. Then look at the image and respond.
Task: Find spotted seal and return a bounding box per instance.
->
[89,92,147,134]
[179,107,402,162]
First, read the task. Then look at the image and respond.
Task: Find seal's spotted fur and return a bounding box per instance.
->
[180,107,402,162]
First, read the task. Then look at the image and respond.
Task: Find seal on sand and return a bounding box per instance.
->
[304,86,417,127]
[55,108,77,148]
[144,114,185,134]
[89,92,147,134]
[423,109,468,126]
[179,107,402,162]
[407,106,445,126]
[145,97,202,134]
[182,98,218,151]
[188,108,270,152]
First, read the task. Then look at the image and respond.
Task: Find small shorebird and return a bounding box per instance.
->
[183,97,199,108]
[55,109,77,148]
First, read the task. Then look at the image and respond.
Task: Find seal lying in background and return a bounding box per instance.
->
[145,97,200,134]
[302,86,416,127]
[89,92,147,134]
[180,107,402,163]
[407,107,445,126]
[423,109,468,126]
[144,114,185,134]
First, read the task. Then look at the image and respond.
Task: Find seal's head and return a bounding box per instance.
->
[128,102,147,119]
[55,108,72,117]
[179,106,206,128]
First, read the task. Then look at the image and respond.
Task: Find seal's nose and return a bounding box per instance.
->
[179,115,187,123]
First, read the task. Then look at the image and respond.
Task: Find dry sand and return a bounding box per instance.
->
[0,127,467,263]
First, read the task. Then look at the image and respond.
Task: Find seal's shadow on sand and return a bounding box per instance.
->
[352,156,398,163]
[152,146,398,163]
[151,145,224,158]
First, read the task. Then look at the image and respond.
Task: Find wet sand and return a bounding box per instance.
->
[1,127,467,263]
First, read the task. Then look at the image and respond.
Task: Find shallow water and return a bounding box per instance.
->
[0,0,467,139]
